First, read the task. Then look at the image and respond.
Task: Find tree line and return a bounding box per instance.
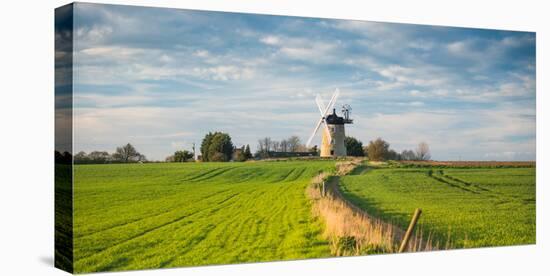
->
[166,132,252,163]
[165,150,194,162]
[167,133,314,163]
[73,143,146,164]
[255,135,315,158]
[54,151,72,164]
[344,136,431,161]
[66,132,431,164]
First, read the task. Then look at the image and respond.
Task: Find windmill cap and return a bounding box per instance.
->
[325,108,344,125]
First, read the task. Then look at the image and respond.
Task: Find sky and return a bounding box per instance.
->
[70,3,536,161]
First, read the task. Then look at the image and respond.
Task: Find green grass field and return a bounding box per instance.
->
[71,160,536,272]
[73,161,335,273]
[339,166,536,248]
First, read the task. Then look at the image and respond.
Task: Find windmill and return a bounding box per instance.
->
[306,89,353,157]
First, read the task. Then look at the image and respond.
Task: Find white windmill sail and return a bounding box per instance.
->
[306,89,340,148]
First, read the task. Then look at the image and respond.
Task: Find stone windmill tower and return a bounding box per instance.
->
[306,89,354,157]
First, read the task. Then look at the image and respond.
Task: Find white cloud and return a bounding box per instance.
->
[74,93,154,108]
[192,65,255,81]
[159,54,173,63]
[447,41,469,55]
[132,132,192,139]
[484,151,535,161]
[410,90,421,96]
[75,25,113,44]
[171,141,189,150]
[374,64,450,89]
[80,46,144,57]
[500,35,534,48]
[69,5,535,161]
[278,42,337,62]
[325,20,391,36]
[393,101,425,107]
[194,50,210,58]
[259,34,342,64]
[260,35,280,45]
[349,107,535,161]
[408,40,435,51]
[75,45,260,85]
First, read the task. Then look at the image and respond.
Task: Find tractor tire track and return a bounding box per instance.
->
[182,167,236,182]
[439,171,526,203]
[429,174,480,194]
[285,167,307,182]
[191,166,238,182]
[178,167,225,182]
[75,190,243,263]
[75,188,235,239]
[441,173,491,192]
[270,168,297,183]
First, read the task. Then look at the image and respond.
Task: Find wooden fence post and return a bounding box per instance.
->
[399,208,422,253]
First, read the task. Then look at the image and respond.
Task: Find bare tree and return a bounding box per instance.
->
[415,142,431,161]
[287,136,302,152]
[401,149,416,161]
[258,137,272,153]
[272,141,280,152]
[280,139,288,152]
[89,151,110,163]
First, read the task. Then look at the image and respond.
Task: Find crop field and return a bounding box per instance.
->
[73,161,335,273]
[339,166,536,248]
[70,159,536,273]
